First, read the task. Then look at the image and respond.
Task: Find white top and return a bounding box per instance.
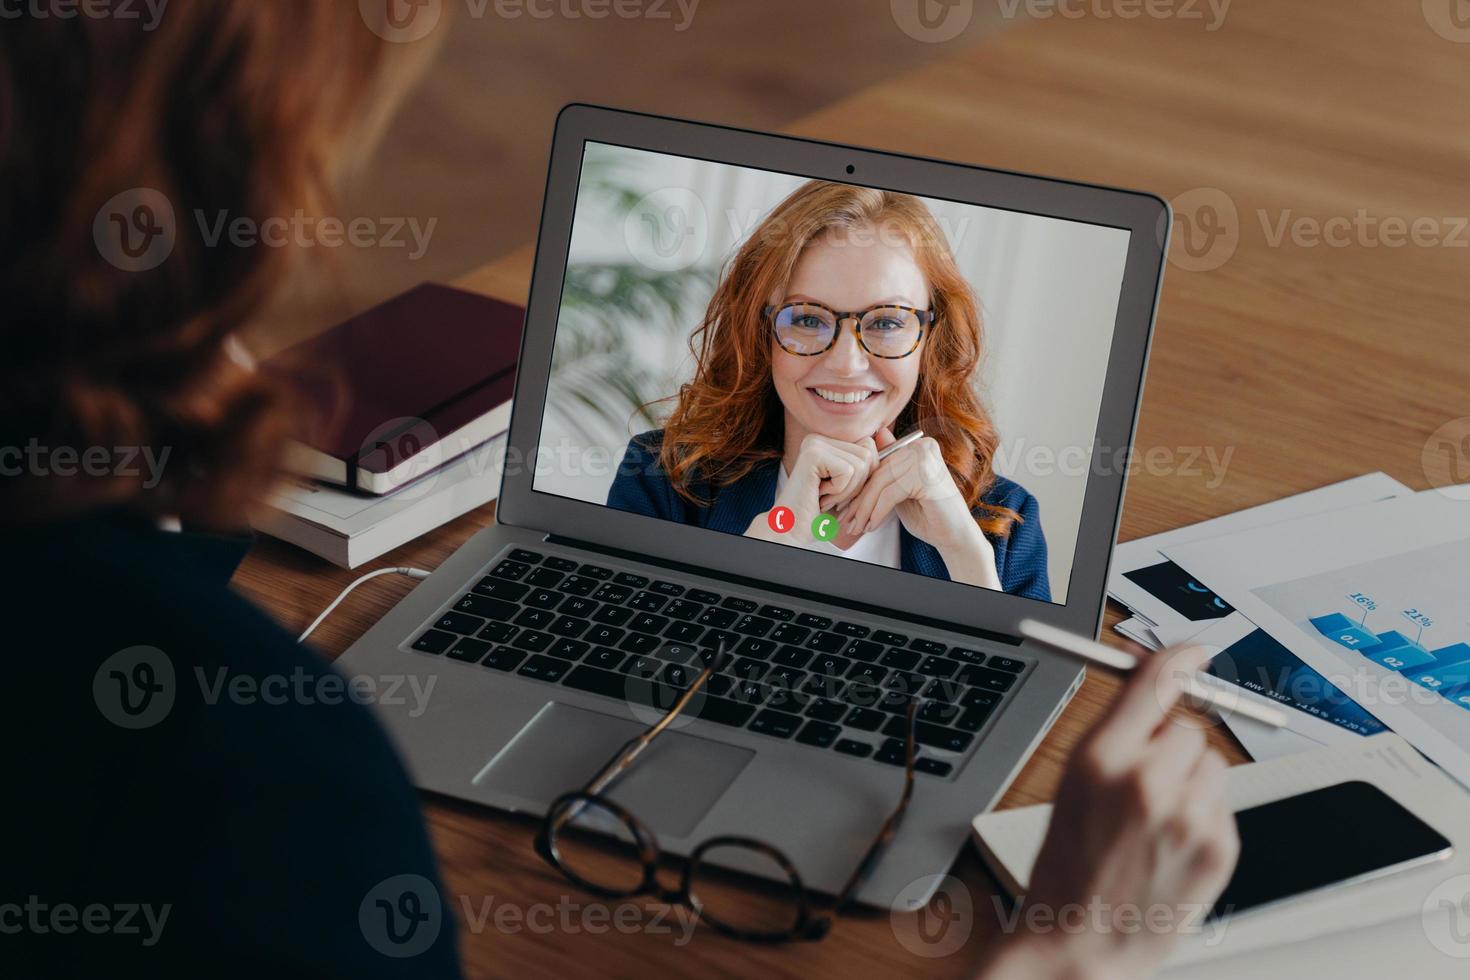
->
[775,465,902,569]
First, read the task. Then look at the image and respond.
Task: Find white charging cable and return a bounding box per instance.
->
[297,566,432,644]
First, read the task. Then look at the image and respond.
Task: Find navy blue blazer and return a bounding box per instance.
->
[607,431,1051,601]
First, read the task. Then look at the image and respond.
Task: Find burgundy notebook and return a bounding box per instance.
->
[270,283,524,495]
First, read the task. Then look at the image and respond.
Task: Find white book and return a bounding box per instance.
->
[253,436,506,568]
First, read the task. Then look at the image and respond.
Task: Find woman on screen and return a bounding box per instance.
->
[608,180,1050,599]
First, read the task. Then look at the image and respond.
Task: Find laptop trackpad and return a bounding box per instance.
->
[473,702,755,838]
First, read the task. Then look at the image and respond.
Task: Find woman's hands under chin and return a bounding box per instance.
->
[836,428,1001,590]
[744,432,878,546]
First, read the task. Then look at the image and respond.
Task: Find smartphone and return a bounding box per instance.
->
[1207,780,1453,922]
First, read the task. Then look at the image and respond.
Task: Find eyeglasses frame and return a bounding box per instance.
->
[764,301,933,359]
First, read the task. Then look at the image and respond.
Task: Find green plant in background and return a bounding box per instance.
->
[548,150,717,444]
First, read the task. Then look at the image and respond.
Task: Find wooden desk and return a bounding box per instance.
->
[233,2,1470,975]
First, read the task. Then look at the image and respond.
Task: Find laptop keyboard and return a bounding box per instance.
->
[402,546,1032,780]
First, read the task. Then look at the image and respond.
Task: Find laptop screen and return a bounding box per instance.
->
[533,141,1132,606]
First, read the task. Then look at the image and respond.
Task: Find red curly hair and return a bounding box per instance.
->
[657,179,1019,537]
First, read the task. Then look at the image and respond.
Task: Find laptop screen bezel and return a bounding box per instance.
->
[496,103,1168,640]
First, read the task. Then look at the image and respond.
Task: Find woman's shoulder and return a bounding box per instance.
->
[979,472,1039,514]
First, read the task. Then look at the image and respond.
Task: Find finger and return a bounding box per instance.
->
[843,464,896,540]
[863,474,915,533]
[1140,722,1208,822]
[1093,643,1217,753]
[874,426,896,451]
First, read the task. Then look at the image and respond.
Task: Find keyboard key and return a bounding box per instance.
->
[721,596,758,613]
[882,716,974,753]
[772,645,813,669]
[696,648,734,672]
[512,630,553,653]
[584,647,625,671]
[705,673,735,697]
[947,647,987,665]
[877,690,913,714]
[411,629,456,654]
[692,696,756,727]
[686,588,721,605]
[614,572,649,588]
[628,613,669,635]
[620,655,662,679]
[618,633,661,655]
[918,700,964,726]
[844,639,882,662]
[518,655,572,683]
[549,616,589,638]
[454,594,517,621]
[956,664,1019,693]
[730,657,769,681]
[579,564,613,579]
[764,665,806,690]
[885,670,927,695]
[653,642,701,664]
[697,607,738,629]
[663,621,703,643]
[436,612,484,635]
[481,646,526,671]
[628,591,668,613]
[805,697,847,722]
[650,580,685,597]
[909,638,946,656]
[549,639,590,661]
[735,637,776,659]
[835,622,870,638]
[447,637,491,663]
[748,709,803,739]
[730,680,770,705]
[874,739,907,766]
[918,656,958,678]
[592,584,632,604]
[526,567,564,588]
[474,578,529,602]
[559,596,597,618]
[962,689,1002,712]
[764,686,810,713]
[514,607,555,630]
[661,662,694,689]
[879,647,921,671]
[663,599,701,621]
[524,588,562,609]
[585,624,625,647]
[805,631,847,654]
[873,630,908,647]
[509,549,543,564]
[563,664,628,698]
[795,613,832,630]
[847,662,888,685]
[834,738,873,758]
[796,720,841,748]
[808,654,852,677]
[770,624,811,645]
[491,560,530,581]
[734,614,775,637]
[592,605,633,626]
[922,679,966,704]
[557,575,598,597]
[697,629,740,651]
[989,656,1025,674]
[544,556,579,572]
[844,707,885,731]
[957,704,996,732]
[759,604,794,621]
[476,621,517,644]
[800,674,844,699]
[841,682,883,709]
[916,758,954,777]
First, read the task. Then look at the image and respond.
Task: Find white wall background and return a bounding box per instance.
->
[539,143,1131,602]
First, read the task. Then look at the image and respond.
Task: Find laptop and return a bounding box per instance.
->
[338,104,1169,910]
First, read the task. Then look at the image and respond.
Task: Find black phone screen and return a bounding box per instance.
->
[1209,780,1453,922]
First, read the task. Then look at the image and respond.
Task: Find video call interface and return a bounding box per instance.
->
[535,141,1135,606]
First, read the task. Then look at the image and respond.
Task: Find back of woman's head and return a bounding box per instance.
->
[0,2,391,524]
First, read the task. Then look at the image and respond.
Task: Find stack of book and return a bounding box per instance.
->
[253,283,524,567]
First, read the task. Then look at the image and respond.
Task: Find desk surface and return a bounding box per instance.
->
[233,2,1470,975]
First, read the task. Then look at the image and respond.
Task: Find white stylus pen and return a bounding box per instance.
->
[877,428,925,461]
[1018,619,1289,728]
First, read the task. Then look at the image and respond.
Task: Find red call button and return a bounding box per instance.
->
[767,506,794,534]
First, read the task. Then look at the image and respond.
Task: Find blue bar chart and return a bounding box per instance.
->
[1310,611,1470,711]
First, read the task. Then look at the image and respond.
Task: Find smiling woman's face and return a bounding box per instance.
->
[770,228,928,451]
